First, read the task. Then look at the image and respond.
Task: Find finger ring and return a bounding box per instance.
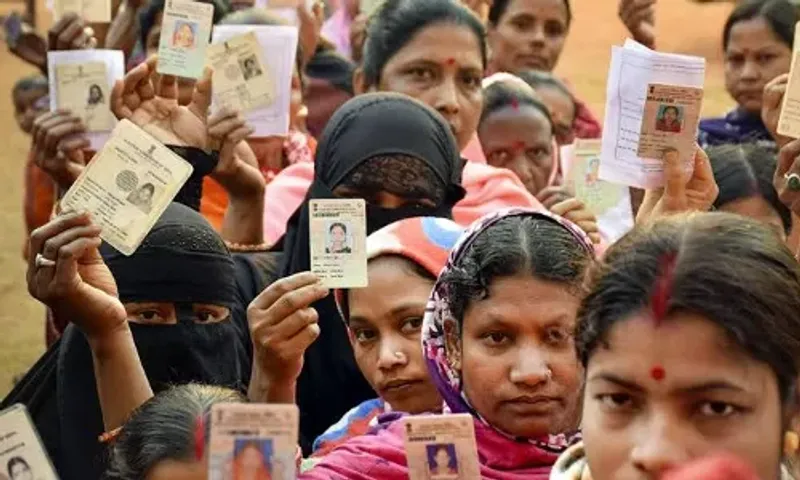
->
[35,253,56,269]
[786,173,800,192]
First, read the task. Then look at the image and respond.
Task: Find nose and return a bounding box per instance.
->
[377,334,408,371]
[430,79,460,122]
[740,59,760,81]
[509,344,551,388]
[509,154,534,185]
[630,413,691,476]
[529,23,546,47]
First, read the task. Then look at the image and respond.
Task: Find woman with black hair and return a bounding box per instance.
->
[485,0,601,140]
[622,0,797,148]
[551,212,800,480]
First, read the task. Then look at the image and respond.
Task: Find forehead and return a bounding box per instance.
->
[383,22,484,71]
[727,17,788,51]
[480,105,552,139]
[587,312,766,385]
[465,275,578,326]
[501,0,569,21]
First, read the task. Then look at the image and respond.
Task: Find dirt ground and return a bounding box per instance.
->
[0,0,736,396]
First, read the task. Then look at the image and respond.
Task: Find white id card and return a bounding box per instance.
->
[0,404,59,480]
[309,199,368,288]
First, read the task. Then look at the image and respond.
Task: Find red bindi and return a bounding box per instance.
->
[510,98,519,110]
[446,57,455,65]
[650,366,666,381]
[513,140,525,152]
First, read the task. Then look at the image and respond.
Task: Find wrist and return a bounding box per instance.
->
[248,361,297,403]
[212,166,266,198]
[86,323,134,361]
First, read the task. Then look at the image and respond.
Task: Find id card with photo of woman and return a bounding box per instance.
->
[402,414,480,480]
[60,119,193,256]
[778,23,800,139]
[157,0,214,79]
[309,199,367,289]
[206,31,274,113]
[208,403,299,480]
[0,404,59,480]
[54,61,114,132]
[637,83,703,164]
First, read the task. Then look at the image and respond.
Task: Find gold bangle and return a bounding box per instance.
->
[98,427,122,444]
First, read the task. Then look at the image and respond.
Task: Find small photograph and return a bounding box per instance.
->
[654,104,683,133]
[239,55,262,81]
[126,182,157,214]
[6,456,32,480]
[231,438,272,480]
[585,157,600,186]
[426,443,459,478]
[172,20,197,49]
[326,221,352,254]
[87,83,105,106]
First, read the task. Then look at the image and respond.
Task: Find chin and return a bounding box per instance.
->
[736,97,763,115]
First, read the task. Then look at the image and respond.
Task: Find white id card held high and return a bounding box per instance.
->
[208,403,299,480]
[0,404,59,480]
[309,199,368,289]
[402,414,480,480]
[60,119,193,256]
[157,0,214,79]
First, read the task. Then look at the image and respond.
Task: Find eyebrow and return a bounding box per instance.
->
[347,316,374,329]
[589,373,748,394]
[388,302,426,318]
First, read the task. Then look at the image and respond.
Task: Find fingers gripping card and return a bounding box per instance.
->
[207,31,274,113]
[60,119,193,255]
[402,414,481,480]
[208,403,299,480]
[309,199,367,288]
[157,0,214,79]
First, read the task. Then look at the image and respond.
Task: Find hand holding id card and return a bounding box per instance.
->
[402,414,480,480]
[309,199,367,288]
[54,61,115,132]
[157,0,214,79]
[60,119,193,255]
[778,21,800,138]
[637,83,703,165]
[0,404,59,480]
[206,31,274,113]
[208,403,299,480]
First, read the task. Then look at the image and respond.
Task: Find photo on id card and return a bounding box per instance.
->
[0,404,58,480]
[637,83,702,163]
[207,31,274,113]
[157,0,214,79]
[208,403,299,480]
[309,199,367,288]
[402,414,480,480]
[54,61,114,132]
[566,139,624,216]
[60,119,193,256]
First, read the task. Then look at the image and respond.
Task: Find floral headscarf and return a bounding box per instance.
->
[422,208,594,452]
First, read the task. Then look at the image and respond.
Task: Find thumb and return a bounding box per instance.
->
[662,148,686,206]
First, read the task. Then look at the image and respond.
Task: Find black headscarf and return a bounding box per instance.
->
[277,92,465,453]
[55,203,249,479]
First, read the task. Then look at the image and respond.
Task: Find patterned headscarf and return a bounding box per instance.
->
[422,208,594,452]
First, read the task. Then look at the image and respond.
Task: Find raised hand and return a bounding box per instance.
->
[762,73,792,147]
[111,55,211,148]
[775,138,800,215]
[48,13,96,51]
[27,212,127,339]
[618,0,656,49]
[248,272,328,388]
[548,197,602,245]
[207,108,263,195]
[30,110,89,191]
[637,146,718,222]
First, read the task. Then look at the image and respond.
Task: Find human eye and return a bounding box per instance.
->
[544,326,570,347]
[725,53,744,66]
[481,331,512,347]
[406,66,435,82]
[487,150,511,165]
[697,401,741,418]
[544,21,565,38]
[460,71,482,89]
[595,392,636,412]
[129,307,170,324]
[400,317,424,334]
[757,53,777,65]
[353,328,378,344]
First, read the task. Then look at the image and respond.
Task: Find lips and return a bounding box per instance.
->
[517,54,549,70]
[502,396,562,415]
[379,379,423,396]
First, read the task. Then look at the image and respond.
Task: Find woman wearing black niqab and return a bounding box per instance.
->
[274,92,465,453]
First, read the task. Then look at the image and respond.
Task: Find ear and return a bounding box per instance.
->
[352,67,369,95]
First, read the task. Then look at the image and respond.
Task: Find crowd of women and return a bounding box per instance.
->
[5,0,800,478]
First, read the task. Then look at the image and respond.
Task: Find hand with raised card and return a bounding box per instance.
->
[762,73,792,148]
[111,55,210,149]
[48,13,97,51]
[618,0,656,50]
[27,211,127,339]
[30,110,89,191]
[247,272,328,402]
[538,186,602,244]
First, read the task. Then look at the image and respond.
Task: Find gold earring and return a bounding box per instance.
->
[784,431,799,456]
